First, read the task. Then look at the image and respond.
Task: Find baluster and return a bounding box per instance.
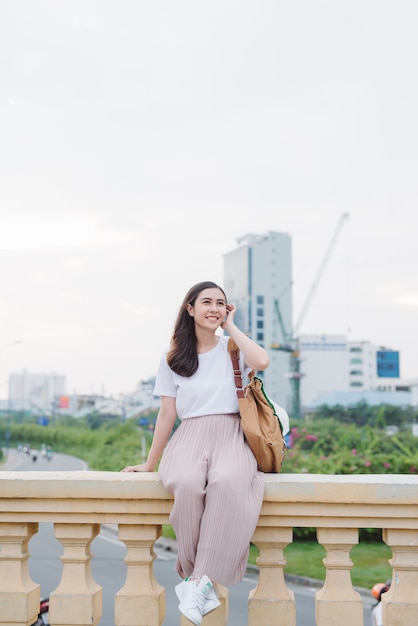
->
[115,524,165,626]
[382,529,418,626]
[50,522,102,626]
[0,522,40,626]
[248,526,296,626]
[315,527,363,626]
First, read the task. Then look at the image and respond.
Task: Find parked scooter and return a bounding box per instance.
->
[371,581,391,626]
[31,596,49,626]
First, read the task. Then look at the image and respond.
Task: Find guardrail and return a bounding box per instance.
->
[0,471,417,625]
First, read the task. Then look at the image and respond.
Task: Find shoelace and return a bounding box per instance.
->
[191,580,208,612]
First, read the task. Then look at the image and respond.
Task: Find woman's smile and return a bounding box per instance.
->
[187,287,227,328]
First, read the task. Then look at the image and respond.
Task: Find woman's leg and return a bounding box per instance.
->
[159,418,209,579]
[192,414,265,586]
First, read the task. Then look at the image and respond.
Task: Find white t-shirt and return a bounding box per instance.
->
[153,335,250,419]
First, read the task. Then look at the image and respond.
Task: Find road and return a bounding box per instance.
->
[2,447,374,625]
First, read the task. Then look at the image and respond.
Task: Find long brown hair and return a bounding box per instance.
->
[167,281,227,377]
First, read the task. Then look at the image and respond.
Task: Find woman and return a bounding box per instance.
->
[122,281,269,625]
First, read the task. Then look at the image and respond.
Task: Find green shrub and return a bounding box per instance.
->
[283,417,418,476]
[0,415,153,471]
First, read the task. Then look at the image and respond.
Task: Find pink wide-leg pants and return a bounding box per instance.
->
[159,413,265,586]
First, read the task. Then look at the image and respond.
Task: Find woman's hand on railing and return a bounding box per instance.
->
[121,463,152,472]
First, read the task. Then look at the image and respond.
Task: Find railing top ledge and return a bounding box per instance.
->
[0,472,417,506]
[0,470,170,500]
[264,473,418,504]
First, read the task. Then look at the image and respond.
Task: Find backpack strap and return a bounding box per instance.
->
[227,338,245,399]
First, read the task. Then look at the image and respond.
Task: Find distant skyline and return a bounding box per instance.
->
[1,1,418,398]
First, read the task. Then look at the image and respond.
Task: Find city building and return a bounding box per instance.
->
[71,378,160,419]
[223,231,293,410]
[348,341,402,391]
[8,370,66,415]
[298,334,349,408]
[299,335,414,410]
[5,371,160,420]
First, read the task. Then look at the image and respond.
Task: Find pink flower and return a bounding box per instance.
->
[306,434,318,442]
[351,448,357,456]
[383,462,391,469]
[364,460,372,467]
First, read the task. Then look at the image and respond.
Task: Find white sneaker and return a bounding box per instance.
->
[175,578,203,626]
[175,575,218,626]
[202,584,221,616]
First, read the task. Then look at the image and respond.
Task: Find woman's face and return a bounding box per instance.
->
[187,287,227,331]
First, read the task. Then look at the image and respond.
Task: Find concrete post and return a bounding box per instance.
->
[315,527,363,626]
[382,528,418,626]
[115,523,165,626]
[248,526,296,626]
[0,521,40,626]
[50,522,102,626]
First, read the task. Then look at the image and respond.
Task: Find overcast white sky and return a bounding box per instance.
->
[1,0,417,398]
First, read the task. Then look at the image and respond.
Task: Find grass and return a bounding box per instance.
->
[350,542,392,588]
[283,542,326,581]
[162,526,392,590]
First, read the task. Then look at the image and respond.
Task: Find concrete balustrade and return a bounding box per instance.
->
[0,471,417,626]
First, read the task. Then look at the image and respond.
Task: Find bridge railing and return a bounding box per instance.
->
[0,471,417,626]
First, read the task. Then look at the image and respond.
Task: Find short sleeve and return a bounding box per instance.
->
[153,353,177,398]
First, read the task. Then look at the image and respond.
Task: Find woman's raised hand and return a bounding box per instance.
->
[221,303,236,331]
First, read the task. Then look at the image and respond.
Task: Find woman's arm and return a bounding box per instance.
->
[222,304,270,371]
[121,396,178,472]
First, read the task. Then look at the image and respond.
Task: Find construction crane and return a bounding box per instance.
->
[271,212,349,419]
[270,300,293,353]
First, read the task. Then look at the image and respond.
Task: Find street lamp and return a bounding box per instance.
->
[0,340,22,454]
